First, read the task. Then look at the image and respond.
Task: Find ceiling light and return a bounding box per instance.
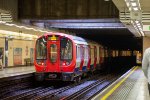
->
[133,7,138,11]
[126,2,130,7]
[135,20,139,23]
[140,31,145,36]
[131,2,137,6]
[137,25,141,28]
[136,23,140,26]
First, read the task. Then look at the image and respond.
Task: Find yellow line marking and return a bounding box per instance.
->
[101,66,138,100]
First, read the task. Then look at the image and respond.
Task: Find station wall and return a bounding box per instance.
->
[0,37,36,67]
[143,37,150,53]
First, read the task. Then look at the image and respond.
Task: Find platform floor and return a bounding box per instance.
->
[0,66,35,78]
[92,66,150,100]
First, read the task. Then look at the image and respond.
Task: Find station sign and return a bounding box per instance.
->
[143,25,150,31]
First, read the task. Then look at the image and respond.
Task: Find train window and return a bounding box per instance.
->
[81,46,84,59]
[77,46,81,59]
[76,45,81,59]
[60,38,73,61]
[36,38,47,60]
[50,44,57,63]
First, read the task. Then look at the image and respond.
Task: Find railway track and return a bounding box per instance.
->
[30,73,106,100]
[61,75,117,100]
[0,72,119,100]
[0,73,34,99]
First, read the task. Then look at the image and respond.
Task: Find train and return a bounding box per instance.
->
[34,32,137,82]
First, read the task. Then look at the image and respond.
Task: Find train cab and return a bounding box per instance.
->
[34,34,76,81]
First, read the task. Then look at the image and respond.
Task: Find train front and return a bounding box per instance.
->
[34,34,76,81]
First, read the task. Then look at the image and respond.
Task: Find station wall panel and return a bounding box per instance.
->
[143,37,150,53]
[0,38,5,47]
[0,38,36,67]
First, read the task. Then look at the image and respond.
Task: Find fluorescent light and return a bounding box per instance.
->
[126,2,130,7]
[0,30,38,39]
[133,7,138,11]
[131,2,137,6]
[135,20,139,24]
[131,20,134,24]
[140,31,145,36]
[137,25,141,28]
[136,23,140,26]
[0,21,6,24]
[139,28,142,31]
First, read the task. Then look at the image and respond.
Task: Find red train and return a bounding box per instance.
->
[34,32,134,82]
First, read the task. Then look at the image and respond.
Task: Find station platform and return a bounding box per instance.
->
[92,66,150,100]
[0,66,35,78]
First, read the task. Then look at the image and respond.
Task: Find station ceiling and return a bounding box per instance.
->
[113,0,150,12]
[25,19,142,50]
[112,0,150,37]
[0,0,143,50]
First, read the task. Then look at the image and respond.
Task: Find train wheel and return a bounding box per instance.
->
[75,76,81,83]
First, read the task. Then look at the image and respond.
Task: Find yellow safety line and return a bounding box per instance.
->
[101,66,138,100]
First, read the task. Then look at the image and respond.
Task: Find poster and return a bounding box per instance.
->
[13,48,22,65]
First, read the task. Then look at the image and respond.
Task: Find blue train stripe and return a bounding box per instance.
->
[82,66,87,72]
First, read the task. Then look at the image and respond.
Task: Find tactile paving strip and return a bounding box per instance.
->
[107,68,141,100]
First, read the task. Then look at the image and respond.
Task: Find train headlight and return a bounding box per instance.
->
[61,61,71,66]
[36,60,46,66]
[41,62,44,65]
[62,62,66,66]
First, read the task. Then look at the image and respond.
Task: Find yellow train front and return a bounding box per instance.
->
[34,32,105,82]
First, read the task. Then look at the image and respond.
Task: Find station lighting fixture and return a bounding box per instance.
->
[131,2,137,7]
[124,0,145,36]
[125,0,141,11]
[131,20,144,36]
[133,7,138,11]
[0,30,38,40]
[104,0,109,1]
[0,21,50,33]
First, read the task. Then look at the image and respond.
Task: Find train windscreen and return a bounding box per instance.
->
[60,38,73,61]
[36,37,47,60]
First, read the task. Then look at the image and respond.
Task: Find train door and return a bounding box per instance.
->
[99,46,102,64]
[87,46,91,70]
[76,45,81,71]
[94,46,97,68]
[83,46,88,72]
[79,45,84,71]
[47,36,60,72]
